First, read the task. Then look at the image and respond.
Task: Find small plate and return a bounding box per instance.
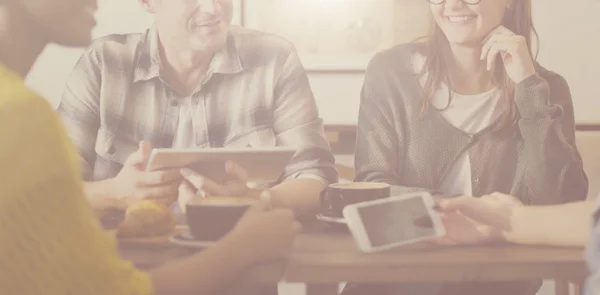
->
[169,231,216,249]
[316,213,347,224]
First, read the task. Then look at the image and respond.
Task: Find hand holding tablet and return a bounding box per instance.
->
[106,141,181,207]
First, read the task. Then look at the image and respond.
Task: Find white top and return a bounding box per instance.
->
[433,87,503,196]
[413,53,503,196]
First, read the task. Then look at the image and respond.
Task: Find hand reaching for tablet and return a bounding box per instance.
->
[431,193,522,246]
[179,161,255,198]
[108,141,182,206]
[431,209,499,246]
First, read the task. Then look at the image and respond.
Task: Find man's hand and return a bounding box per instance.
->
[109,141,181,206]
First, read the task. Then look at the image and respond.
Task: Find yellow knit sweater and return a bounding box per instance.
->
[0,63,152,294]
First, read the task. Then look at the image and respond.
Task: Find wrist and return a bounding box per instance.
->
[87,179,129,209]
[515,69,537,84]
[106,177,130,202]
[85,178,118,201]
[245,188,266,200]
[218,231,257,268]
[515,73,545,98]
[482,204,520,244]
[499,205,522,244]
[473,220,506,244]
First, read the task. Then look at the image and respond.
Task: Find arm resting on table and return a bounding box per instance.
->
[505,201,595,247]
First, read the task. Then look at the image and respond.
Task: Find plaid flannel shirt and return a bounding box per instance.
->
[57,26,337,186]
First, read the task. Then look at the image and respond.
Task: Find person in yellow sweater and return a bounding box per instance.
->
[0,0,300,294]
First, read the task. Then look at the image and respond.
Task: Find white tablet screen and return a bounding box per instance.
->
[356,196,437,247]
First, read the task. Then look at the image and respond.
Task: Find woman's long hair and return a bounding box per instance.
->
[419,1,538,131]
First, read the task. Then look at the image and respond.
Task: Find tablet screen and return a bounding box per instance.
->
[356,196,437,247]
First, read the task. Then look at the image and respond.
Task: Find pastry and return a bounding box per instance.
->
[116,200,176,238]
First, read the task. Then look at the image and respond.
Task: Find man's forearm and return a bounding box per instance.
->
[268,178,325,217]
[150,234,253,295]
[84,179,120,206]
[504,200,595,247]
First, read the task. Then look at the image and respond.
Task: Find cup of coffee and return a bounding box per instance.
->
[320,182,391,218]
[185,197,256,242]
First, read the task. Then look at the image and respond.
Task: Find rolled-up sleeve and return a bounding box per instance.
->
[56,48,102,181]
[272,47,338,185]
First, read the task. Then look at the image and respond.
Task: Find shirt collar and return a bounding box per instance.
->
[133,26,244,82]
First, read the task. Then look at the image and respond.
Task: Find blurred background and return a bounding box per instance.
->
[26,0,600,125]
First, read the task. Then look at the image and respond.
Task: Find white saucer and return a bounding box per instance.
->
[169,231,216,248]
[316,213,347,224]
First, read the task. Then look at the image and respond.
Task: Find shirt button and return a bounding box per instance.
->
[170,100,180,107]
[108,146,116,154]
[475,177,481,183]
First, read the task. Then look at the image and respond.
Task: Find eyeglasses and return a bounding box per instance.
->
[428,0,482,5]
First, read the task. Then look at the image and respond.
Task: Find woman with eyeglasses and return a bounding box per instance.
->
[347,0,587,294]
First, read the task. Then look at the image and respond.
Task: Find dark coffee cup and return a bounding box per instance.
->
[185,197,256,242]
[320,182,391,218]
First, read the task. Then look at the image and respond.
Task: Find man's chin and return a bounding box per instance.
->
[190,36,228,52]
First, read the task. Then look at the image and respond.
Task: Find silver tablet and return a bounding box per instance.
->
[146,147,296,183]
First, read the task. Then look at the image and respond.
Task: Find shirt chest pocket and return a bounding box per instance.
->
[223,127,277,148]
[94,126,139,165]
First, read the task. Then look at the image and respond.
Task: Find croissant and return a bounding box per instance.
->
[116,200,176,238]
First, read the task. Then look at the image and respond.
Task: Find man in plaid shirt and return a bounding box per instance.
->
[57,0,338,216]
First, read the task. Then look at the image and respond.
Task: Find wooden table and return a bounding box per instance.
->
[285,231,587,295]
[118,225,588,295]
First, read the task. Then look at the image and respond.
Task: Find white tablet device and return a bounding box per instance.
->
[343,192,446,253]
[145,147,296,183]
